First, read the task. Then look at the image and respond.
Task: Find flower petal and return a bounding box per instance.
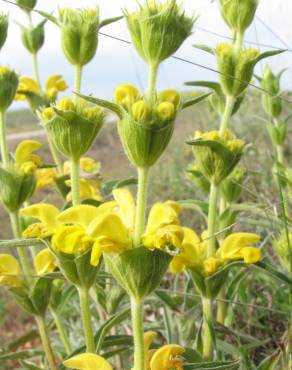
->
[217,233,260,260]
[15,140,41,164]
[150,344,185,370]
[21,204,60,231]
[63,353,113,370]
[0,254,21,287]
[113,188,136,230]
[145,202,180,235]
[58,205,103,228]
[34,248,58,275]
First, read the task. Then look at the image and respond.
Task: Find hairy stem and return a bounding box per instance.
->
[207,183,219,257]
[0,110,9,165]
[202,297,214,360]
[36,316,57,370]
[74,64,83,99]
[71,158,80,206]
[148,62,159,106]
[10,211,32,276]
[131,297,145,370]
[134,167,149,247]
[78,287,95,353]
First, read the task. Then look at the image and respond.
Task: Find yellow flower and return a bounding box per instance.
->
[169,227,206,273]
[14,140,43,174]
[34,248,58,275]
[15,75,67,101]
[63,157,101,175]
[65,179,102,202]
[203,257,221,275]
[216,233,261,263]
[21,204,61,238]
[150,344,185,370]
[0,254,21,288]
[15,77,39,100]
[114,83,140,109]
[35,168,57,192]
[45,74,68,99]
[90,189,183,265]
[63,353,112,370]
[144,331,158,369]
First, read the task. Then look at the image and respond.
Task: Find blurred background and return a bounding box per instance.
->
[0,0,291,106]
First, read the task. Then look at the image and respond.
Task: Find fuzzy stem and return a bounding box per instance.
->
[207,183,219,257]
[202,297,214,360]
[235,32,244,54]
[51,309,72,355]
[32,53,42,92]
[71,158,80,206]
[131,297,145,370]
[74,64,83,99]
[9,211,32,276]
[219,96,235,136]
[78,287,95,353]
[148,62,159,106]
[36,316,57,370]
[216,287,227,325]
[134,167,149,247]
[0,110,9,165]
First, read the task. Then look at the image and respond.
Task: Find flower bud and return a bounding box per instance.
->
[59,7,99,66]
[114,83,140,110]
[0,66,19,111]
[189,130,245,185]
[0,13,8,51]
[124,0,194,65]
[221,167,247,203]
[220,0,258,35]
[187,164,210,193]
[16,0,37,12]
[155,101,175,123]
[39,97,104,160]
[19,20,46,55]
[260,66,282,118]
[132,100,149,122]
[216,43,262,97]
[0,165,36,212]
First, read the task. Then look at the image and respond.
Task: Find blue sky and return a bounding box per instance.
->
[0,0,291,110]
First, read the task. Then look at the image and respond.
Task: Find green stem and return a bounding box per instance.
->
[235,32,244,53]
[51,309,72,355]
[47,136,63,175]
[78,287,95,353]
[219,96,235,136]
[216,287,226,325]
[134,167,149,247]
[74,64,83,99]
[71,158,80,206]
[32,53,42,92]
[36,316,57,370]
[148,62,159,106]
[9,211,32,276]
[0,110,9,165]
[202,297,214,360]
[131,297,145,370]
[207,183,219,257]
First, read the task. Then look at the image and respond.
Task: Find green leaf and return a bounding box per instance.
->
[0,238,47,249]
[102,177,137,196]
[95,307,131,352]
[75,93,124,118]
[254,261,292,286]
[182,92,212,109]
[35,10,59,25]
[255,49,286,64]
[179,199,209,218]
[192,44,215,55]
[21,360,45,370]
[0,349,43,361]
[4,330,39,352]
[99,15,123,29]
[257,349,281,370]
[185,81,222,95]
[31,277,53,315]
[183,360,240,369]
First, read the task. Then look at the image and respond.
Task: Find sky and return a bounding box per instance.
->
[0,0,291,110]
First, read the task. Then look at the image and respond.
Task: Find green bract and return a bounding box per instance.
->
[59,7,99,66]
[221,167,247,203]
[16,0,37,12]
[18,20,46,55]
[124,0,195,66]
[220,0,258,35]
[187,130,245,185]
[216,43,285,98]
[39,97,104,160]
[104,246,171,300]
[0,66,19,112]
[0,166,36,212]
[260,66,283,118]
[0,13,8,51]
